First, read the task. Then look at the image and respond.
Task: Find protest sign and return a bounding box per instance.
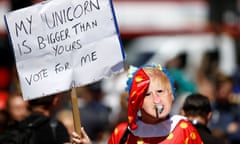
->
[4,0,125,100]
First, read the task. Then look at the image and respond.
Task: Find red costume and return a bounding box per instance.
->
[108,66,203,144]
[108,115,203,144]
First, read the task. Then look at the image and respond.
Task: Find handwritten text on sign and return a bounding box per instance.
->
[5,0,125,100]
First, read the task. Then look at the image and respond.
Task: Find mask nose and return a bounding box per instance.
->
[153,93,161,104]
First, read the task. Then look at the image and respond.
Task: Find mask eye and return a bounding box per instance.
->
[157,89,167,96]
[157,90,164,93]
[145,92,151,96]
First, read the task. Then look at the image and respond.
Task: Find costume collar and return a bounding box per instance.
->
[129,115,186,137]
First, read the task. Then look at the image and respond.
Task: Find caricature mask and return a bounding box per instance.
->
[126,64,175,130]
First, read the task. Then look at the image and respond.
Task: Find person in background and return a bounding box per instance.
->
[6,92,30,125]
[0,94,70,144]
[165,52,197,96]
[209,71,240,144]
[181,93,226,144]
[72,64,203,144]
[77,82,111,143]
[26,94,70,143]
[56,109,74,138]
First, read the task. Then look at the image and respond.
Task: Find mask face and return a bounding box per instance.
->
[141,69,174,121]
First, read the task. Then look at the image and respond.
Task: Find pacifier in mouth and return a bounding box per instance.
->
[155,105,163,118]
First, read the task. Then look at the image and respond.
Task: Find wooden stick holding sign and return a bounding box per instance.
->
[70,87,82,137]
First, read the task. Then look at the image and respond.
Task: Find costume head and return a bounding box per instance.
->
[126,64,175,130]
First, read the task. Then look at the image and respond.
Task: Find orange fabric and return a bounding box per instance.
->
[108,120,203,144]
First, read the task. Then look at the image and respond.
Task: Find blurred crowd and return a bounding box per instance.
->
[0,0,240,144]
[0,50,240,144]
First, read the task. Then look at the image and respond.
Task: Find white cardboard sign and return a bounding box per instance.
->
[4,0,125,100]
